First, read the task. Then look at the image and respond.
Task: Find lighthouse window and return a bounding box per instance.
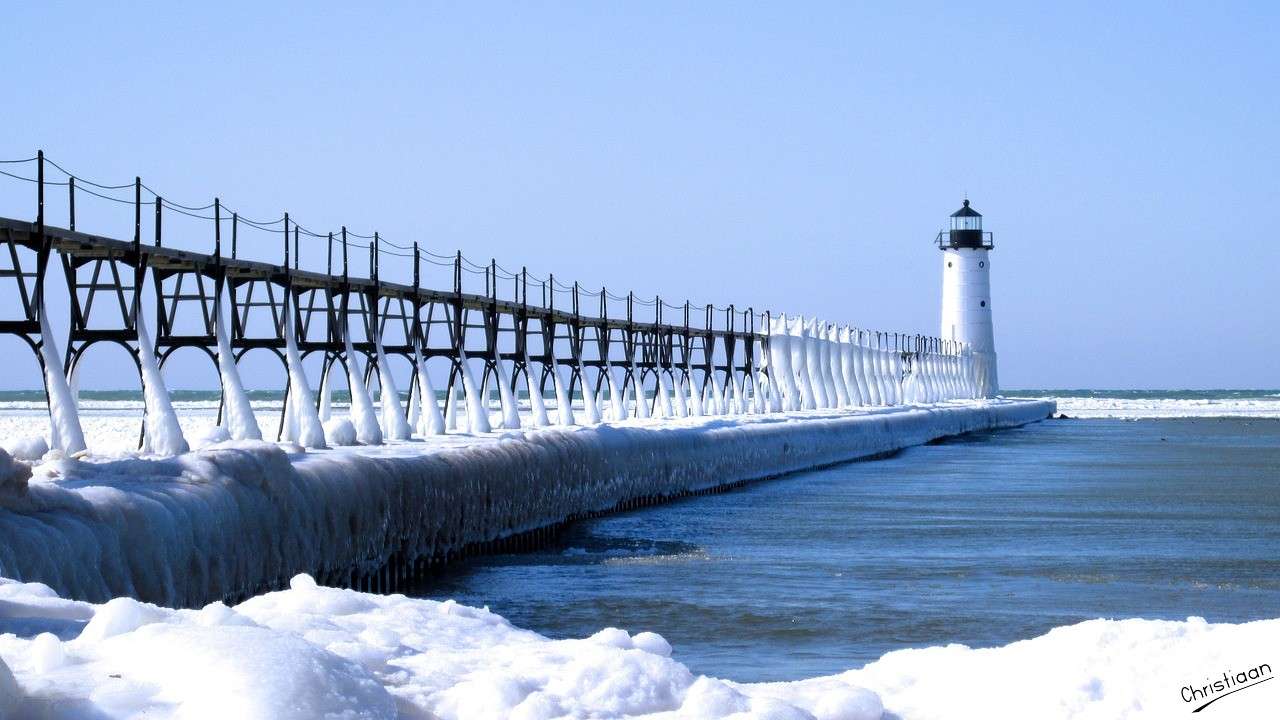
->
[947,261,952,268]
[979,261,985,268]
[980,301,986,307]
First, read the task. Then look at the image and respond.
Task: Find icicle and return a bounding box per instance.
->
[686,367,704,417]
[212,302,261,441]
[631,367,650,420]
[604,363,626,421]
[791,317,816,410]
[375,337,412,440]
[281,302,326,449]
[708,374,725,415]
[577,363,602,424]
[38,311,86,454]
[492,350,522,430]
[318,367,333,422]
[880,348,896,405]
[858,335,881,406]
[549,357,575,426]
[457,352,492,433]
[816,321,835,408]
[406,381,421,428]
[730,371,745,414]
[838,327,859,407]
[523,352,550,427]
[413,340,446,435]
[134,313,188,456]
[767,315,798,411]
[444,382,459,431]
[671,371,689,417]
[749,369,767,414]
[343,334,382,444]
[826,325,848,408]
[655,371,674,418]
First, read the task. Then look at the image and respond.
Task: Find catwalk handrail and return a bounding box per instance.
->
[1,151,960,353]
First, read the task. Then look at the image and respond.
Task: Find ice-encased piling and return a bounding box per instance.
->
[37,311,86,455]
[215,304,262,441]
[135,313,189,456]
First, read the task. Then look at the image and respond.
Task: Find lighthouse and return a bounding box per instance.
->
[938,199,999,397]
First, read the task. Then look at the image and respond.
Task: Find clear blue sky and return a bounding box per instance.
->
[2,1,1276,389]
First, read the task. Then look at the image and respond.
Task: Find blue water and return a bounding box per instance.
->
[423,417,1280,682]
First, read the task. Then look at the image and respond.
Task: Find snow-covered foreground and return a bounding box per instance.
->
[0,401,1052,608]
[0,573,1275,720]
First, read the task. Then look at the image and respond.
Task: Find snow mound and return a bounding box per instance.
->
[324,417,358,446]
[0,451,30,499]
[0,437,46,463]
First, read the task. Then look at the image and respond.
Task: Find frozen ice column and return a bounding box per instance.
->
[938,199,999,397]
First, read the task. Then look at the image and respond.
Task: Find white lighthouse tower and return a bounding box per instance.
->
[938,199,999,397]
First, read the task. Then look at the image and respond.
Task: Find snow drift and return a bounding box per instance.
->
[0,573,1274,719]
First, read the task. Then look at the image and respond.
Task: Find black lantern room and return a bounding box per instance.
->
[937,199,994,250]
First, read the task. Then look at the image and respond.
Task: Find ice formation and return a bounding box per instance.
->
[413,340,447,435]
[523,350,551,427]
[343,332,383,445]
[457,351,492,434]
[37,310,86,455]
[281,301,327,449]
[214,303,262,441]
[375,337,413,441]
[135,313,189,456]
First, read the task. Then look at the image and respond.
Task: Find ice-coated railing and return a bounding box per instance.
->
[0,152,993,456]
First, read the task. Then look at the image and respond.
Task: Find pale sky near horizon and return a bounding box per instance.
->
[2,2,1276,390]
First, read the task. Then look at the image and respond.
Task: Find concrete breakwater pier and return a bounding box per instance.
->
[0,399,1052,608]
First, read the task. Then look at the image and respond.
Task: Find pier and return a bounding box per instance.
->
[0,152,991,451]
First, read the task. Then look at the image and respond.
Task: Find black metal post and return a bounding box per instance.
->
[214,199,221,260]
[154,196,162,247]
[342,227,349,281]
[133,177,141,253]
[68,176,75,232]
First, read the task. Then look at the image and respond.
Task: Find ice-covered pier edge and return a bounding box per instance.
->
[0,400,1052,608]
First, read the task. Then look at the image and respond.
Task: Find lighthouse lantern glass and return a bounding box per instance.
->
[951,215,982,231]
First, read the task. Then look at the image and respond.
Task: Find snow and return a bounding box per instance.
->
[0,437,46,464]
[0,573,1274,719]
[324,417,358,446]
[0,450,31,498]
